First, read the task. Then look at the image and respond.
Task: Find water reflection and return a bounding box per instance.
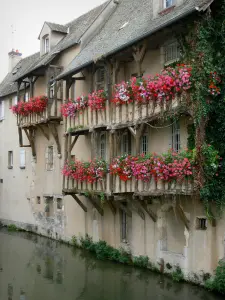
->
[0,229,223,300]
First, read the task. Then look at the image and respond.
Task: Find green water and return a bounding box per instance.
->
[0,229,223,300]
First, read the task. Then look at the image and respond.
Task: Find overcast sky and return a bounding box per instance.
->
[0,0,106,81]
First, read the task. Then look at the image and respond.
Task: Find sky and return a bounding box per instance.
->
[0,0,106,81]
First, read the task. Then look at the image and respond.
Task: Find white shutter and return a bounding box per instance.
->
[20,149,26,168]
[14,96,18,105]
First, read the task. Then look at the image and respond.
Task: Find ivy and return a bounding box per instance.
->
[180,0,225,214]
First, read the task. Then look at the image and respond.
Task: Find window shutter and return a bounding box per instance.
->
[20,149,26,168]
[14,96,18,105]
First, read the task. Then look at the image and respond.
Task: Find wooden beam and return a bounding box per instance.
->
[88,195,104,216]
[23,128,36,157]
[176,202,190,231]
[18,127,23,147]
[116,202,132,218]
[70,136,79,152]
[108,199,117,215]
[71,194,87,212]
[132,200,145,220]
[139,200,157,222]
[49,124,61,156]
[128,126,136,137]
[37,125,49,140]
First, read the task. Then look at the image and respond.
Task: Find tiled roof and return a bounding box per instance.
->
[58,0,214,79]
[45,22,68,34]
[13,1,109,81]
[0,52,40,98]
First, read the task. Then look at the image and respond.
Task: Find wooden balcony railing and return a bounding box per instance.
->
[63,173,194,196]
[65,97,184,133]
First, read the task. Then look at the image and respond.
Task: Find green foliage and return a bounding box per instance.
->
[205,260,225,294]
[180,1,225,212]
[67,125,84,133]
[171,266,184,282]
[74,234,150,267]
[187,124,195,150]
[7,224,18,232]
[133,256,149,269]
[71,236,79,247]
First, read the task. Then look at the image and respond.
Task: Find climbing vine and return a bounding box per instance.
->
[181,0,225,214]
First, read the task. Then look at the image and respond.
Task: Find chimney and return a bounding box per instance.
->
[8,49,22,72]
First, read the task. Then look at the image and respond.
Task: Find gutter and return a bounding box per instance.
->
[57,6,198,80]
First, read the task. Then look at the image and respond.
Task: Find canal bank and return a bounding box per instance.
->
[0,227,224,298]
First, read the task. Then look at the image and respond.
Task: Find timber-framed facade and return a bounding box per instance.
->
[0,0,224,280]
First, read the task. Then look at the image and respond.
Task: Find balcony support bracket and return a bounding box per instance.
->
[116,202,132,218]
[49,124,61,157]
[23,128,36,157]
[37,124,49,141]
[136,198,157,222]
[71,194,87,212]
[88,195,104,216]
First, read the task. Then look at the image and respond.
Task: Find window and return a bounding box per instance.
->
[46,146,54,171]
[100,133,106,159]
[43,36,50,53]
[14,96,18,105]
[36,196,41,204]
[19,149,26,169]
[121,132,132,155]
[140,134,149,155]
[0,100,4,120]
[164,41,180,65]
[25,92,29,102]
[45,197,54,217]
[196,217,207,230]
[8,151,13,169]
[172,121,180,152]
[95,67,105,90]
[164,0,174,9]
[57,198,63,210]
[121,208,127,242]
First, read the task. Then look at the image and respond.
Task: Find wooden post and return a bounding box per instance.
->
[17,80,22,101]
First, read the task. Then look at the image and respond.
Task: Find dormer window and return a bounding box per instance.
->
[164,0,174,8]
[43,35,49,53]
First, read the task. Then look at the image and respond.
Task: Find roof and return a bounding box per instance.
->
[14,1,109,81]
[45,22,68,34]
[58,0,214,79]
[0,52,40,98]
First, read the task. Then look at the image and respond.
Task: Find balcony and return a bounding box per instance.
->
[64,64,191,134]
[62,150,195,198]
[11,96,62,128]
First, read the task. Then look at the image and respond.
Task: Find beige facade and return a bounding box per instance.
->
[0,0,224,283]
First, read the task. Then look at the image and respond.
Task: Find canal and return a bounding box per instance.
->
[0,229,223,300]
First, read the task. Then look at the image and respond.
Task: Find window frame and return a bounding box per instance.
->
[121,209,128,242]
[19,149,26,169]
[140,132,149,155]
[46,146,54,171]
[95,67,105,90]
[8,151,13,169]
[164,0,174,9]
[121,131,132,155]
[0,100,5,121]
[172,121,181,152]
[99,132,107,160]
[43,35,50,54]
[164,40,180,66]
